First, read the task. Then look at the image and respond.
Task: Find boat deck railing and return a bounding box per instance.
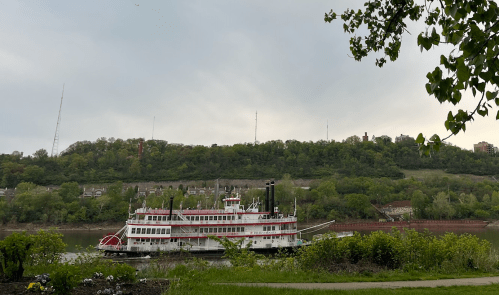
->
[128,217,297,226]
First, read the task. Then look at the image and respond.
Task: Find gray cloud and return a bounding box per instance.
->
[0,0,496,156]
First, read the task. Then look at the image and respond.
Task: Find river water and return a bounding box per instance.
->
[2,225,499,256]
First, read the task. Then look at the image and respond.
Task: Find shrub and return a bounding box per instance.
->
[50,263,81,295]
[110,263,136,282]
[0,232,34,281]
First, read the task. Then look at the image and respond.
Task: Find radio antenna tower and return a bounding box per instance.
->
[254,111,257,144]
[327,119,329,141]
[152,116,155,140]
[51,84,64,157]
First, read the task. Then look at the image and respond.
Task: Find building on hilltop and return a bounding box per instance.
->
[474,141,497,154]
[362,132,369,142]
[395,134,414,143]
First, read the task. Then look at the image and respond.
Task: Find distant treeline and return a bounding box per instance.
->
[2,173,499,225]
[1,136,499,187]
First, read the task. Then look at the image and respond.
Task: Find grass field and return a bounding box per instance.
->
[167,279,499,295]
[400,169,492,182]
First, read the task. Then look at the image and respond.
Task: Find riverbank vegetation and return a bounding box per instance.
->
[2,172,499,225]
[140,228,499,294]
[2,229,499,294]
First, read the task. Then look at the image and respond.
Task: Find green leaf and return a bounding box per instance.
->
[456,61,470,82]
[415,133,425,144]
[497,110,499,120]
[486,91,498,101]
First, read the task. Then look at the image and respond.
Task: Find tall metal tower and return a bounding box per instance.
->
[51,84,64,157]
[327,119,329,141]
[254,111,257,144]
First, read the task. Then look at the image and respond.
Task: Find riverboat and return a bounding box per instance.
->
[97,182,300,255]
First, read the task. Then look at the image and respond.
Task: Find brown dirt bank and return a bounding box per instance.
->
[0,221,123,232]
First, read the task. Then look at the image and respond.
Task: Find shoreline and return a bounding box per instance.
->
[1,219,498,233]
[0,222,123,232]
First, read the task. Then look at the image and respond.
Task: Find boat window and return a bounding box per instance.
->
[151,228,156,234]
[241,227,244,232]
[195,216,199,221]
[236,227,240,232]
[213,216,217,220]
[148,216,152,220]
[238,215,242,220]
[166,228,171,234]
[161,228,166,234]
[153,216,157,221]
[209,228,213,233]
[232,227,235,232]
[131,228,136,234]
[209,216,213,221]
[214,228,217,233]
[147,228,151,234]
[218,228,222,233]
[141,228,146,234]
[146,239,150,242]
[223,216,226,221]
[170,239,174,242]
[254,241,257,244]
[272,226,275,231]
[263,226,267,231]
[223,228,226,233]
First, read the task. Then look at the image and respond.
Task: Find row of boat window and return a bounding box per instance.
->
[262,236,280,240]
[131,227,171,235]
[199,227,244,234]
[145,215,238,221]
[134,238,177,243]
[263,226,276,231]
[186,215,238,221]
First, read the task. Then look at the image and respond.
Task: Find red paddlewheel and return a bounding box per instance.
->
[100,235,120,246]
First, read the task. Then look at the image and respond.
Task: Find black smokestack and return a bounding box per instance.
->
[270,181,275,218]
[265,182,270,213]
[169,196,174,220]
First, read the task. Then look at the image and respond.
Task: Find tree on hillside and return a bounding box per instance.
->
[326,0,499,153]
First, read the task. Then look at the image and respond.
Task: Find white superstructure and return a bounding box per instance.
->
[97,194,299,254]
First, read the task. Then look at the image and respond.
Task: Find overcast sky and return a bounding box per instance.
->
[1,0,497,156]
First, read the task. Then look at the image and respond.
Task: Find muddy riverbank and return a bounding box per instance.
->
[0,221,123,232]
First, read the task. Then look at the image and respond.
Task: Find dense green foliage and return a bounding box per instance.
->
[2,137,499,188]
[325,0,499,153]
[3,170,499,224]
[298,229,494,272]
[0,230,65,281]
[208,235,263,267]
[139,230,499,294]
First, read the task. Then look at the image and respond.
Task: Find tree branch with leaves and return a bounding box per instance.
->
[325,0,499,155]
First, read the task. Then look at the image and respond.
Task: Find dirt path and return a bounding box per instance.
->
[228,276,499,290]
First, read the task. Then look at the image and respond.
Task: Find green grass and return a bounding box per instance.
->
[166,279,499,295]
[140,261,499,294]
[400,169,491,182]
[189,267,499,283]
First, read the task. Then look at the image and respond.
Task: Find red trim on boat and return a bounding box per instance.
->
[126,233,297,240]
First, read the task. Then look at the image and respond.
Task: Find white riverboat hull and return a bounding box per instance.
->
[97,195,300,256]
